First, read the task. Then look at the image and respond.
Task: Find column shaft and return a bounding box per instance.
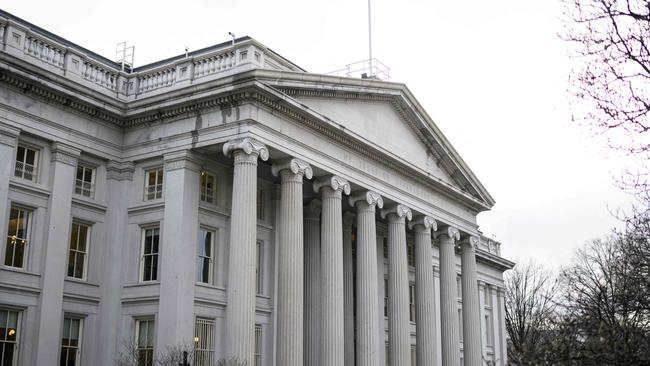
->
[414,219,437,366]
[304,201,321,366]
[461,239,482,366]
[224,137,268,363]
[439,229,461,366]
[354,198,381,366]
[276,165,307,366]
[320,186,345,366]
[343,213,355,366]
[384,210,411,366]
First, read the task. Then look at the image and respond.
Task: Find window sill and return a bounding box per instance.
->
[64,277,99,287]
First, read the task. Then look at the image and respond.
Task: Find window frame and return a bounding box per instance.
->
[74,164,96,198]
[143,168,164,201]
[255,240,263,295]
[197,228,215,284]
[409,282,416,323]
[60,316,83,366]
[139,226,160,282]
[14,144,39,182]
[199,171,216,204]
[0,308,21,366]
[4,205,33,269]
[67,222,91,280]
[194,317,215,366]
[135,318,155,366]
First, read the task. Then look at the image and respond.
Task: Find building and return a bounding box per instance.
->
[0,9,514,366]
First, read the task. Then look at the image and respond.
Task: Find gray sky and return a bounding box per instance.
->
[3,0,635,268]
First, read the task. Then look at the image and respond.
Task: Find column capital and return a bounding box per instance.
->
[163,150,201,172]
[223,137,269,161]
[380,204,412,221]
[106,161,135,181]
[313,175,350,195]
[304,199,322,219]
[271,158,313,179]
[349,190,383,210]
[435,226,460,242]
[50,142,81,166]
[0,122,20,147]
[460,236,479,251]
[409,215,437,231]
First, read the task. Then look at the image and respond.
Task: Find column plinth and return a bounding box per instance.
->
[223,137,269,363]
[314,175,350,366]
[350,191,383,366]
[409,216,438,366]
[272,158,312,366]
[380,204,412,366]
[438,227,461,366]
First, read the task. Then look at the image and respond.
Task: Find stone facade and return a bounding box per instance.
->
[0,9,514,366]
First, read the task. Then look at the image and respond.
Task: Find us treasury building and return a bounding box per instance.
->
[0,9,514,366]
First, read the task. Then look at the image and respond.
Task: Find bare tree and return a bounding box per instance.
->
[115,340,247,366]
[504,260,558,366]
[562,0,650,154]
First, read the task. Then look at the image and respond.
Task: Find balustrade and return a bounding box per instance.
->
[137,67,177,94]
[193,51,236,79]
[24,35,65,69]
[81,61,118,91]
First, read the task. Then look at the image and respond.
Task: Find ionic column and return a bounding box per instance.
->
[304,199,322,366]
[343,211,356,366]
[223,137,269,363]
[272,158,313,366]
[461,237,482,366]
[380,204,412,366]
[438,227,461,366]
[314,176,351,366]
[410,216,438,366]
[350,191,384,366]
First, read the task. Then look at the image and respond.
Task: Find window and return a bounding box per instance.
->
[407,242,415,267]
[197,229,214,284]
[60,317,82,366]
[256,240,263,294]
[384,277,388,317]
[409,282,416,323]
[485,313,494,347]
[256,189,265,220]
[140,227,159,282]
[0,309,20,366]
[135,319,155,366]
[67,223,90,279]
[74,165,95,198]
[383,237,388,259]
[200,172,216,204]
[254,324,262,366]
[14,145,38,182]
[194,318,214,366]
[4,206,31,268]
[144,169,163,200]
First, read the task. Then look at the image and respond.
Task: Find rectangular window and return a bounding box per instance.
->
[144,169,163,200]
[0,310,20,366]
[200,172,216,204]
[60,317,82,366]
[384,278,388,317]
[74,165,95,198]
[254,324,262,366]
[256,189,265,220]
[409,282,416,323]
[14,145,38,182]
[140,227,159,282]
[135,319,155,366]
[197,229,214,284]
[407,242,415,267]
[256,240,263,294]
[4,206,31,268]
[194,318,215,366]
[486,312,494,346]
[67,223,90,279]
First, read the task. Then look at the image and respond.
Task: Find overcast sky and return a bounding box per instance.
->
[3,0,635,268]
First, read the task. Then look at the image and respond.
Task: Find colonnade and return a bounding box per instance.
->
[222,137,483,366]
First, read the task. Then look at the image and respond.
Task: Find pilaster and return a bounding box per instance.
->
[0,123,19,251]
[35,142,80,365]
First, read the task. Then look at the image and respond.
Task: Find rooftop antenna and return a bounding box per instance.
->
[115,41,135,72]
[185,46,189,58]
[228,32,236,47]
[368,0,373,78]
